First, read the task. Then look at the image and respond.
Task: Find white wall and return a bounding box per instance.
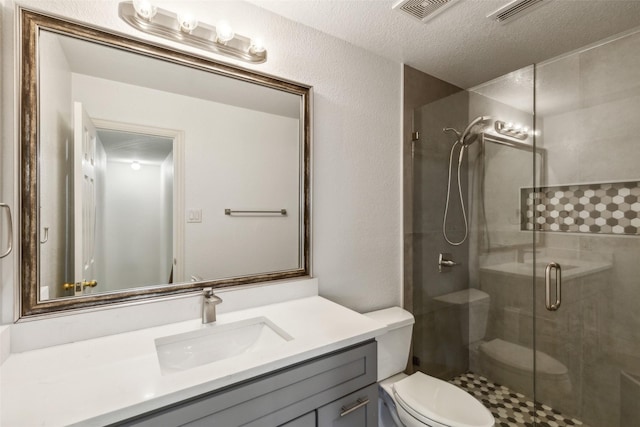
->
[0,0,12,323]
[0,0,401,336]
[38,31,73,299]
[0,0,6,329]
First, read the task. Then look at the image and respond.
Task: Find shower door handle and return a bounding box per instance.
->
[545,262,562,311]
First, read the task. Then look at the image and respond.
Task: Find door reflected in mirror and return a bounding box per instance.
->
[23,9,310,316]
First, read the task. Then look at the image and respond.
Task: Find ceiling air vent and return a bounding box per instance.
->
[393,0,460,23]
[487,0,549,24]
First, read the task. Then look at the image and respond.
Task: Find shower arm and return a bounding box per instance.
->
[443,127,461,138]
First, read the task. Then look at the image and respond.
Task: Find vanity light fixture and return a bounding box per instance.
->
[177,12,198,33]
[215,20,235,43]
[118,1,267,63]
[132,0,157,20]
[495,120,530,141]
[249,37,266,54]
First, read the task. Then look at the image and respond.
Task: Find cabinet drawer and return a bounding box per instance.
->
[317,383,378,427]
[279,411,316,427]
[119,340,376,427]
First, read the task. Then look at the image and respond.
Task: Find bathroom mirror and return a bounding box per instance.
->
[479,135,545,249]
[20,9,311,317]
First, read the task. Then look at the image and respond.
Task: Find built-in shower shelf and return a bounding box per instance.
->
[521,181,640,235]
[480,257,611,280]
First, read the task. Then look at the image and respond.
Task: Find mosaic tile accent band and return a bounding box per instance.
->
[450,372,586,427]
[521,181,640,235]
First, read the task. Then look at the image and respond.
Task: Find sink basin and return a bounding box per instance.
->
[155,317,293,374]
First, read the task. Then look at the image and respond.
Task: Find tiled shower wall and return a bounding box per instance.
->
[403,65,472,380]
[534,28,640,426]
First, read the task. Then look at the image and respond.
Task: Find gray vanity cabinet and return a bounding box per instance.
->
[117,340,378,427]
[279,412,317,427]
[277,382,378,427]
[316,383,378,427]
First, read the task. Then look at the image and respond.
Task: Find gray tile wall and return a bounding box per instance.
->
[533,29,640,426]
[412,90,471,379]
[403,66,471,379]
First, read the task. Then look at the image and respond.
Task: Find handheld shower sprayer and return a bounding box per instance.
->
[442,116,493,246]
[460,115,493,147]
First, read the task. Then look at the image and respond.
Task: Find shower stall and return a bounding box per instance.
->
[408,27,640,427]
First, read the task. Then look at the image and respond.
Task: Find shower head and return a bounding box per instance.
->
[460,116,492,147]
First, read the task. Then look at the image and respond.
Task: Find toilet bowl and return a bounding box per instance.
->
[434,289,572,407]
[479,338,572,412]
[432,289,573,413]
[365,307,494,427]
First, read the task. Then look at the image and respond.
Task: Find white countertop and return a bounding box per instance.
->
[0,296,387,426]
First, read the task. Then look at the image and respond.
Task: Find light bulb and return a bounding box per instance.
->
[249,37,266,53]
[506,122,514,129]
[177,12,198,33]
[132,0,157,20]
[216,21,234,43]
[131,161,141,170]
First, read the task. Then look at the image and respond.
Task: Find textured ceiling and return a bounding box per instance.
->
[247,0,640,88]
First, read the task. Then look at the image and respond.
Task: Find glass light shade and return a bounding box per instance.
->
[178,13,198,32]
[131,161,141,170]
[216,21,235,42]
[249,37,266,53]
[133,0,157,20]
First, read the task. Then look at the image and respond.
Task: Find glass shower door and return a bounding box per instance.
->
[410,66,538,425]
[534,28,640,426]
[466,66,539,426]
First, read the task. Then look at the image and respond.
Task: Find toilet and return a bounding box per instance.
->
[364,307,495,427]
[478,338,573,413]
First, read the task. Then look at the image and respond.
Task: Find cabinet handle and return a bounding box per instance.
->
[340,397,369,417]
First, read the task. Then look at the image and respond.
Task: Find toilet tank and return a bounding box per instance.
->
[364,307,415,381]
[433,288,490,345]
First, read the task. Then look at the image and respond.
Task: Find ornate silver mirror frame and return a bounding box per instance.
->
[19,8,311,318]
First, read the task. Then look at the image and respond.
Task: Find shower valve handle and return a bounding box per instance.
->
[438,253,459,272]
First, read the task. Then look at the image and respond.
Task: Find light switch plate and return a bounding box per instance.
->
[187,209,202,223]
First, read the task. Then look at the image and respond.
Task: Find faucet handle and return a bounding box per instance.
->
[203,287,223,304]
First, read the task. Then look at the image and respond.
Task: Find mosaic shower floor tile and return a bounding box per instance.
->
[449,372,588,427]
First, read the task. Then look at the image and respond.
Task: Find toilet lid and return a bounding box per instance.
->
[393,372,494,427]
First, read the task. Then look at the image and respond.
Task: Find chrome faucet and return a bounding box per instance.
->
[202,288,223,324]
